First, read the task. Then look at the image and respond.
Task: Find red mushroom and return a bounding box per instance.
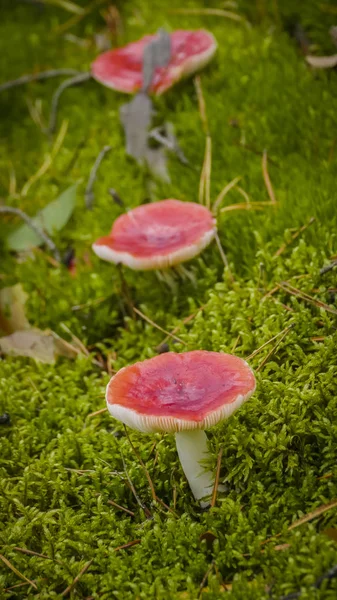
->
[91,29,217,95]
[106,351,256,504]
[92,199,217,270]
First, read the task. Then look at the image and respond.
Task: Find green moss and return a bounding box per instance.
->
[1,0,337,598]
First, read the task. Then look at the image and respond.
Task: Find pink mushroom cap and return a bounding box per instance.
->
[106,351,256,433]
[92,199,217,270]
[91,29,217,95]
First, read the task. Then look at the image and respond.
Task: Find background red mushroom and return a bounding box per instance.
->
[92,199,217,270]
[91,29,217,95]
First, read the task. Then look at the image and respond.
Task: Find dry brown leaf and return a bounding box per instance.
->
[0,329,79,363]
[306,54,337,68]
[0,284,30,334]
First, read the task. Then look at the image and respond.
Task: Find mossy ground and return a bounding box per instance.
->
[1,1,337,598]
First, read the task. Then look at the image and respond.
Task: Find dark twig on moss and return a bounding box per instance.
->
[113,539,141,552]
[133,307,186,345]
[279,564,337,600]
[107,499,135,517]
[85,145,112,209]
[13,547,62,564]
[279,282,337,316]
[256,324,294,372]
[197,561,215,598]
[274,217,315,257]
[0,553,37,590]
[120,450,152,518]
[0,69,81,93]
[0,206,61,261]
[61,559,93,597]
[108,188,125,208]
[48,72,91,134]
[320,259,337,276]
[123,425,157,503]
[211,447,223,508]
[246,325,293,361]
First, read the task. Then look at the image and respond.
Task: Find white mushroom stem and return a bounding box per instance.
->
[175,429,215,505]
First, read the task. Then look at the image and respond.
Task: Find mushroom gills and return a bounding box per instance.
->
[175,429,221,506]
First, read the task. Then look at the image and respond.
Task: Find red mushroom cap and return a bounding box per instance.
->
[91,30,217,95]
[92,199,217,270]
[106,351,256,432]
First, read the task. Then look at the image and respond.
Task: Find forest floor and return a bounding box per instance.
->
[1,1,337,598]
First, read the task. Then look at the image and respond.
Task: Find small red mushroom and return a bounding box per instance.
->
[91,29,217,95]
[92,199,217,270]
[106,351,256,504]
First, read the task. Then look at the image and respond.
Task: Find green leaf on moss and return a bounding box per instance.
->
[7,184,77,251]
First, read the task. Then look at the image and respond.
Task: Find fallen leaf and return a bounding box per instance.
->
[142,28,171,92]
[145,146,170,182]
[7,184,77,252]
[306,54,337,68]
[0,329,79,363]
[0,284,30,334]
[120,93,153,161]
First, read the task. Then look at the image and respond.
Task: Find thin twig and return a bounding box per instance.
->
[245,325,293,361]
[231,334,241,353]
[320,260,337,276]
[133,307,186,345]
[48,72,91,133]
[61,559,93,597]
[262,150,277,205]
[113,539,141,552]
[220,201,275,213]
[214,231,234,281]
[59,322,90,355]
[0,206,60,260]
[211,447,223,508]
[154,496,178,516]
[85,145,112,209]
[274,217,315,257]
[194,76,209,134]
[120,450,152,518]
[157,306,205,350]
[87,407,108,418]
[0,69,81,93]
[169,7,247,24]
[0,553,37,590]
[55,0,110,33]
[279,282,337,316]
[236,186,251,204]
[256,324,294,372]
[197,561,215,598]
[123,425,157,502]
[261,499,337,549]
[13,547,61,564]
[194,76,212,208]
[21,119,68,196]
[212,176,241,214]
[107,499,135,517]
